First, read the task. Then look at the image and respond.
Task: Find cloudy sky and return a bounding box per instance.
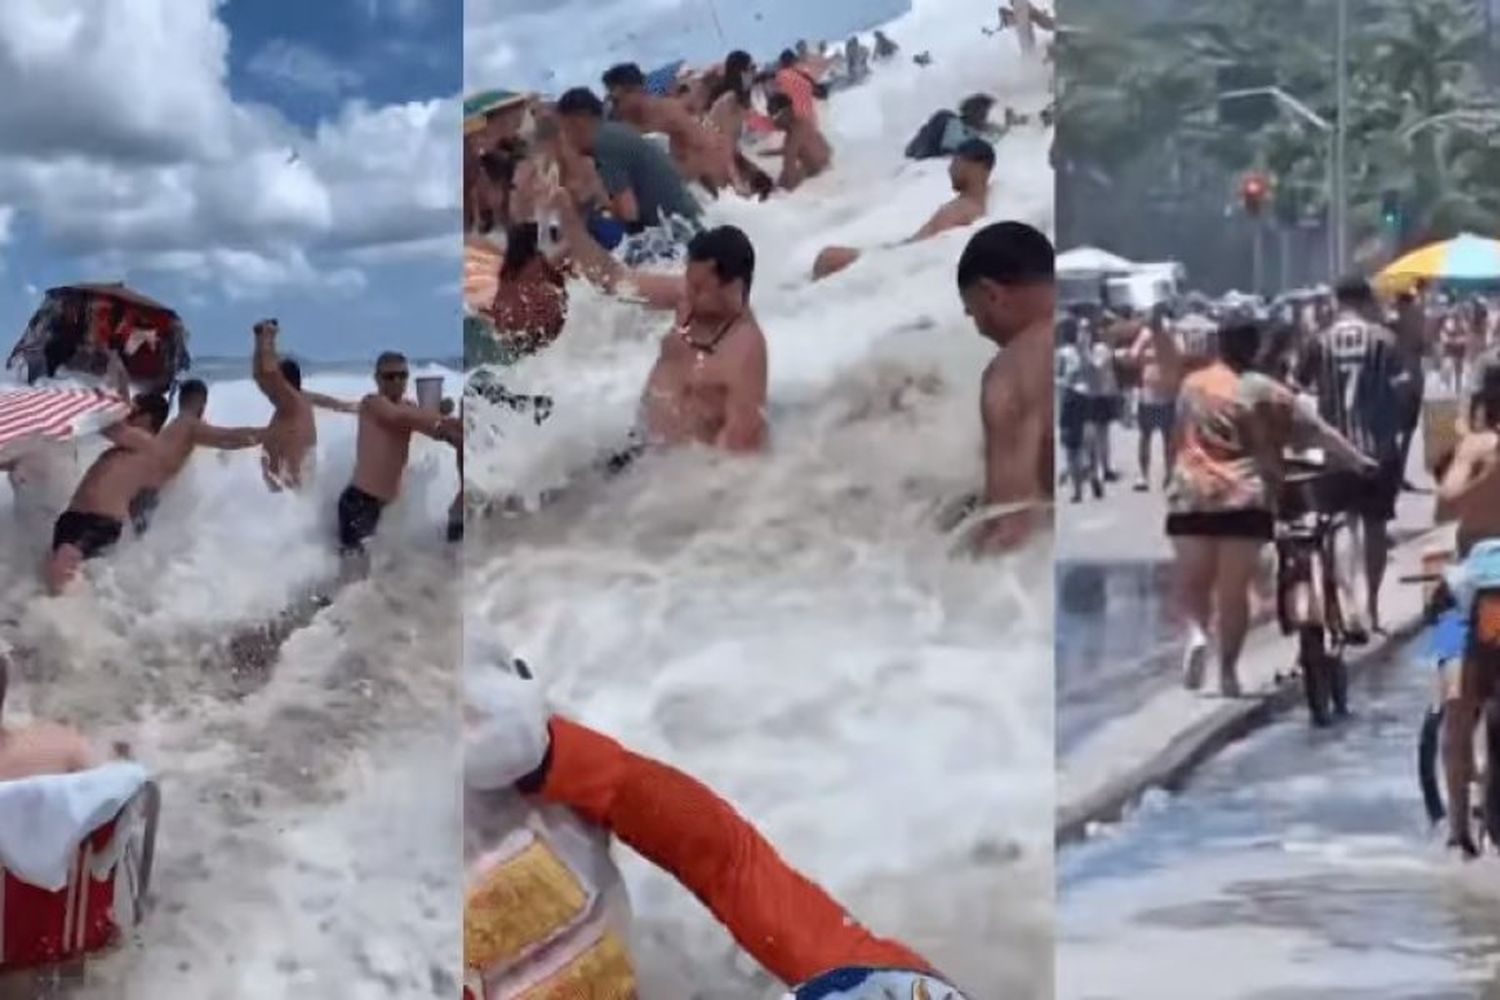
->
[0,0,461,362]
[464,0,910,95]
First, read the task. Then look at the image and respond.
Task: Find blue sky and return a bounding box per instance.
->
[465,0,911,94]
[0,0,461,363]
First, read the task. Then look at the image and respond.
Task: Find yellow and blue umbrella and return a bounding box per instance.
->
[1376,232,1500,291]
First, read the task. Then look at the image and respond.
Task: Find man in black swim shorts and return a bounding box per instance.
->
[337,484,386,553]
[338,351,462,563]
[45,395,171,595]
[53,510,125,561]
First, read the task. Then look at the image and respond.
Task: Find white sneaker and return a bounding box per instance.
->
[1182,636,1208,691]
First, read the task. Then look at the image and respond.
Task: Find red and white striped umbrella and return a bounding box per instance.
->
[0,387,129,463]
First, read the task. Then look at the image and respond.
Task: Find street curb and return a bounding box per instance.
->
[1055,525,1445,848]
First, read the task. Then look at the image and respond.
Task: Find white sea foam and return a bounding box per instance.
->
[0,365,462,997]
[466,2,1054,996]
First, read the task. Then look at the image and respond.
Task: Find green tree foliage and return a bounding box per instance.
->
[1059,0,1500,255]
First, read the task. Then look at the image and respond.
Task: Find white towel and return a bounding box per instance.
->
[0,762,149,891]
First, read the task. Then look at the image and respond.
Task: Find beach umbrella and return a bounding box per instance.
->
[464,90,528,134]
[464,90,525,119]
[0,387,130,465]
[1375,232,1500,292]
[7,283,190,391]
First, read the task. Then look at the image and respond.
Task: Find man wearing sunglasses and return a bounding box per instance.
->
[337,352,461,563]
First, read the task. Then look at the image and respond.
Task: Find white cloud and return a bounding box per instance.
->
[360,0,435,26]
[0,0,233,162]
[344,234,462,264]
[0,206,13,246]
[247,39,362,96]
[0,0,457,299]
[78,246,368,302]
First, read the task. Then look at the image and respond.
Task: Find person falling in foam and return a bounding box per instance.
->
[812,139,996,280]
[765,91,832,192]
[45,385,265,595]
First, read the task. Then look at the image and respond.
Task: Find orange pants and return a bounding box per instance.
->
[538,716,934,986]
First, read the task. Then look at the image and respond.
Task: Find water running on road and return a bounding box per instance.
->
[1056,560,1179,755]
[1059,634,1500,998]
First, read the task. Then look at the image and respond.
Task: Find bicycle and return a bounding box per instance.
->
[1408,562,1500,854]
[1273,459,1353,727]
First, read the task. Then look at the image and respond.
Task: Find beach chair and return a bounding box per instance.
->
[0,763,159,968]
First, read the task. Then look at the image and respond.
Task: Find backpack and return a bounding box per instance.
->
[905,110,956,160]
[796,69,830,100]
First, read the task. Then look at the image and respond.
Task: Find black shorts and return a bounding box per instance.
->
[1138,400,1176,435]
[1165,509,1275,541]
[1059,390,1088,450]
[129,489,160,536]
[1085,394,1117,424]
[1397,385,1423,433]
[1323,460,1401,522]
[53,511,124,559]
[337,486,386,552]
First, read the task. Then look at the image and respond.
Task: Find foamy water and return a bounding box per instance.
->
[1059,638,1500,998]
[466,3,1054,996]
[0,365,462,997]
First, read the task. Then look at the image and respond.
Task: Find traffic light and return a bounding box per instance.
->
[1241,172,1270,216]
[1380,189,1402,229]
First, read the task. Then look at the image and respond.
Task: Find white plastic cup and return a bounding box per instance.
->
[416,376,444,412]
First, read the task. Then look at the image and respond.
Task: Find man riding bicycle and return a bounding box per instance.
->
[1433,365,1500,856]
[1296,277,1409,640]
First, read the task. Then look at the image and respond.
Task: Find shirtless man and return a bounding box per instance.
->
[338,352,463,559]
[603,63,737,193]
[252,319,359,490]
[522,165,767,468]
[958,221,1056,552]
[766,93,831,192]
[44,395,170,594]
[0,652,96,780]
[639,226,768,452]
[1128,307,1184,491]
[128,378,266,534]
[812,138,994,280]
[1435,364,1500,855]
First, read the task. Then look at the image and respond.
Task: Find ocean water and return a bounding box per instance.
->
[465,2,1055,997]
[0,361,463,997]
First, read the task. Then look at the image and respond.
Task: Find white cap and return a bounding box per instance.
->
[463,636,550,791]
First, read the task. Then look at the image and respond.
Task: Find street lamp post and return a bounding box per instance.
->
[1335,0,1349,276]
[1219,86,1337,282]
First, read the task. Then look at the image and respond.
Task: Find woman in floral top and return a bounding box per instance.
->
[1167,321,1375,695]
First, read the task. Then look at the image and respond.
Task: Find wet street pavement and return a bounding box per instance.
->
[1059,631,1500,998]
[1056,559,1180,755]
